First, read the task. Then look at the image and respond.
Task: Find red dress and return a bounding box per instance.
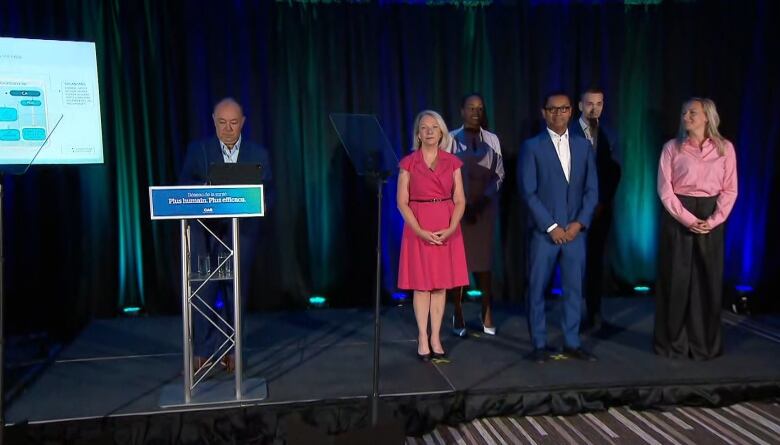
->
[397,149,469,291]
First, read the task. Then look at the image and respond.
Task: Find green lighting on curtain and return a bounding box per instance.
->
[292,8,339,296]
[612,9,659,284]
[109,4,147,310]
[460,9,495,126]
[466,289,482,298]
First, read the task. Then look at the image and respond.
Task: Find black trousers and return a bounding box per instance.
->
[585,205,613,322]
[654,195,724,360]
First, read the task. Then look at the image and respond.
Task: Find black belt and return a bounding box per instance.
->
[410,197,452,203]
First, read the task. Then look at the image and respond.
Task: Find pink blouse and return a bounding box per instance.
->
[657,138,738,229]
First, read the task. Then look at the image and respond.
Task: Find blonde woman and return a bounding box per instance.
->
[397,110,468,360]
[655,98,738,360]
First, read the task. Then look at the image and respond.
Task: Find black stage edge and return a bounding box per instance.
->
[5,297,780,444]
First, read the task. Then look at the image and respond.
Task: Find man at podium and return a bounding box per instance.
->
[179,97,272,372]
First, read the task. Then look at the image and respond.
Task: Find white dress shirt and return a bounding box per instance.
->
[547,127,571,182]
[220,135,242,163]
[545,127,571,233]
[579,116,597,146]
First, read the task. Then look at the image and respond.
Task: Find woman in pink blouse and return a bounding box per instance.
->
[655,98,738,360]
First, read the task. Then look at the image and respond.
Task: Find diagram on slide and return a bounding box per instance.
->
[0,81,48,148]
[0,37,103,165]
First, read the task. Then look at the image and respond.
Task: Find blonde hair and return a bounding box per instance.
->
[411,110,451,151]
[677,97,726,156]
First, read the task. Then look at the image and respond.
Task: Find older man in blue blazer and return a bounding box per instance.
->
[179,97,272,372]
[518,92,598,363]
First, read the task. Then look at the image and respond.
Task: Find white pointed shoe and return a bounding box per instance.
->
[482,324,496,336]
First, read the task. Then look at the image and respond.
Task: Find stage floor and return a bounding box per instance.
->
[6,297,780,429]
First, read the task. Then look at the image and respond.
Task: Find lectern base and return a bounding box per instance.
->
[159,377,268,408]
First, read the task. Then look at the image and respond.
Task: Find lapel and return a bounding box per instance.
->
[539,131,569,185]
[453,126,464,138]
[237,140,251,163]
[239,140,259,164]
[570,120,586,140]
[419,149,448,195]
[451,127,464,152]
[596,126,611,155]
[210,138,225,165]
[568,136,581,185]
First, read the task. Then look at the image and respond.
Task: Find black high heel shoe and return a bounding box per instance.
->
[431,342,446,359]
[417,351,431,361]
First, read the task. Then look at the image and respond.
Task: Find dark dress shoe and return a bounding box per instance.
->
[193,356,210,371]
[582,314,605,334]
[432,350,447,359]
[527,348,549,364]
[221,355,236,372]
[564,347,598,362]
[417,351,431,362]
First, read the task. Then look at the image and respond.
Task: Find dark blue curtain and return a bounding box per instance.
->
[1,0,778,339]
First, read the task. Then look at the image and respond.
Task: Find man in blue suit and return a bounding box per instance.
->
[179,97,272,372]
[518,92,598,363]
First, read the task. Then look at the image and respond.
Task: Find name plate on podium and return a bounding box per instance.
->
[149,185,264,220]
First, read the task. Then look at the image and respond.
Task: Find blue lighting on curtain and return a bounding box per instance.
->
[725,0,773,289]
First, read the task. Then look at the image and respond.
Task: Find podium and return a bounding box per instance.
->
[149,184,267,406]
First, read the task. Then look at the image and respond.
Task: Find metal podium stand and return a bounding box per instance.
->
[149,185,267,406]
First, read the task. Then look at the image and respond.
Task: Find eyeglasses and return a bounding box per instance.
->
[544,106,571,114]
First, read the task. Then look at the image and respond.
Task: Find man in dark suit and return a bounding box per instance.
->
[179,97,272,372]
[569,88,621,331]
[518,92,598,363]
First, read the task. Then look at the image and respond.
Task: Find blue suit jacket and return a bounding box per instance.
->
[178,137,272,185]
[518,129,598,234]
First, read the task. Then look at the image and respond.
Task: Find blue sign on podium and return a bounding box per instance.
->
[148,185,264,220]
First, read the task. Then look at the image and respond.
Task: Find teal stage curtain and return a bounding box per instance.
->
[1,0,778,337]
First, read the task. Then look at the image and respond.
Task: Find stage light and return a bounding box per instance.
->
[391,292,408,303]
[122,306,141,315]
[633,285,651,294]
[466,289,482,299]
[309,295,327,308]
[550,287,562,296]
[732,284,755,315]
[214,297,224,310]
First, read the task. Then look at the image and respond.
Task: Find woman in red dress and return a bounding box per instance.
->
[397,110,469,360]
